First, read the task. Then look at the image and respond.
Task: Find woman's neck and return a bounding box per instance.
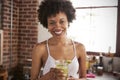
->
[49,37,71,46]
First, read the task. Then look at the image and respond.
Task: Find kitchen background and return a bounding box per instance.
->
[0,0,120,80]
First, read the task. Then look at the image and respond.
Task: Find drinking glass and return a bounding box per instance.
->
[55,60,71,80]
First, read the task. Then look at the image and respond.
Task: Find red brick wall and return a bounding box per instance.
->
[2,0,19,69]
[18,0,38,66]
[2,0,38,69]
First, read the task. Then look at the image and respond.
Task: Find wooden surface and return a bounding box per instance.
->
[0,70,8,80]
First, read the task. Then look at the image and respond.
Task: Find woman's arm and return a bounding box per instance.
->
[37,71,53,80]
[31,44,42,80]
[79,44,86,78]
[76,43,87,79]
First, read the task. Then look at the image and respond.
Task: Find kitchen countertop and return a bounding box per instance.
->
[87,73,119,80]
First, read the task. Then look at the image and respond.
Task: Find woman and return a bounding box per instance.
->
[31,0,86,80]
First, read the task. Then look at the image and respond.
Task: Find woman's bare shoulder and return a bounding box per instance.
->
[74,41,85,49]
[73,41,86,56]
[32,40,47,55]
[35,41,46,48]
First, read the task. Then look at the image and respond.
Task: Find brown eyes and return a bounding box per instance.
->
[60,21,65,24]
[49,22,55,25]
[48,20,65,26]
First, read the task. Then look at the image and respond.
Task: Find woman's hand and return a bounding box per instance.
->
[68,76,86,80]
[68,76,78,80]
[50,68,67,80]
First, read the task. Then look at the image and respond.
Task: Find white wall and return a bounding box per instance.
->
[38,23,52,43]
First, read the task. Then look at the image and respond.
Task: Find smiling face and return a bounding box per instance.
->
[47,12,69,39]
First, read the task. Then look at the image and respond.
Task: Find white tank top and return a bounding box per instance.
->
[42,40,79,78]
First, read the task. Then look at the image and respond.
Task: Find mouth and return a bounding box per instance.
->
[54,30,62,35]
[53,29,64,36]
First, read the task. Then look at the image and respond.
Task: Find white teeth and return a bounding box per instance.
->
[54,31,62,34]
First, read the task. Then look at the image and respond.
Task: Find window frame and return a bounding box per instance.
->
[68,0,118,53]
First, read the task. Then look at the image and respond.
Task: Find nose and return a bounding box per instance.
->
[56,22,61,28]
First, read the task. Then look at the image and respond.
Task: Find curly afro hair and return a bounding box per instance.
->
[38,0,76,28]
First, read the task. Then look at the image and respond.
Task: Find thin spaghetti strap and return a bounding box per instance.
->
[72,40,77,56]
[46,40,50,55]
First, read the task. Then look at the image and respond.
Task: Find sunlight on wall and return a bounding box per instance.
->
[67,0,118,53]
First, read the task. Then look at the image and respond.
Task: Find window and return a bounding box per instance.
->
[67,0,118,53]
